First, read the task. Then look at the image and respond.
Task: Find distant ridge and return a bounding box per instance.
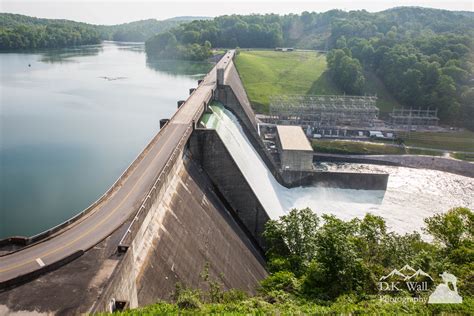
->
[0,13,210,44]
[166,16,212,21]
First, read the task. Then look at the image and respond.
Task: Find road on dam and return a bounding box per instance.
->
[0,51,235,287]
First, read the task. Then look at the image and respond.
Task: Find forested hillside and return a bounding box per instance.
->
[0,13,204,49]
[146,7,473,129]
[0,13,101,49]
[99,18,210,42]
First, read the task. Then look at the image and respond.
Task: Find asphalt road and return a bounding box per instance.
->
[0,50,234,287]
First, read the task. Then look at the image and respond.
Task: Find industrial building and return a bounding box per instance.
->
[275,125,313,171]
[389,107,439,129]
[267,95,380,129]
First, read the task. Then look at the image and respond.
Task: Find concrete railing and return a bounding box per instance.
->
[0,51,231,259]
[117,83,213,252]
[0,48,232,255]
[115,52,236,252]
[0,111,180,254]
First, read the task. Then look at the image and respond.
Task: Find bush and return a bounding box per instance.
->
[176,289,201,310]
[260,271,300,294]
[221,289,248,303]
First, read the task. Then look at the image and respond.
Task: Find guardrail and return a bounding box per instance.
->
[0,112,178,255]
[117,84,214,252]
[1,50,231,257]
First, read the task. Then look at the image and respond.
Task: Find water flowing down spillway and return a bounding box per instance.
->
[202,104,474,236]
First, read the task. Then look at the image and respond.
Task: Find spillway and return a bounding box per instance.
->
[203,104,474,235]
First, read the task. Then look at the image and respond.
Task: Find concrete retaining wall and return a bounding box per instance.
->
[281,170,389,190]
[314,153,474,178]
[189,129,270,250]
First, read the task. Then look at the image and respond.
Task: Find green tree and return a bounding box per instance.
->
[263,208,319,275]
[424,207,474,249]
[302,215,372,300]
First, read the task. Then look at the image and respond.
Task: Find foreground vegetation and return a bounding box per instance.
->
[113,207,473,315]
[115,296,474,315]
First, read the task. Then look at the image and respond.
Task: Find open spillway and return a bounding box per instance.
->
[203,104,474,236]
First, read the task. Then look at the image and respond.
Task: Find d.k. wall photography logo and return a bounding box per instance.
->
[377,264,462,304]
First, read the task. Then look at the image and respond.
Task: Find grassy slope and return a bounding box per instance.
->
[312,140,442,156]
[235,50,474,154]
[399,130,474,152]
[234,50,401,115]
[234,50,340,113]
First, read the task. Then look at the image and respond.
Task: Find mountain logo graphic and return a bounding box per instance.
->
[379,265,432,281]
[405,269,434,281]
[378,265,462,304]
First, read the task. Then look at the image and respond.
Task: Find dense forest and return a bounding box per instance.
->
[0,13,202,49]
[0,13,101,49]
[145,8,473,129]
[99,17,210,42]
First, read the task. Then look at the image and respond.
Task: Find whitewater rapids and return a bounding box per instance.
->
[203,105,474,236]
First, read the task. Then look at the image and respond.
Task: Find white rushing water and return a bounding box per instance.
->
[203,105,474,235]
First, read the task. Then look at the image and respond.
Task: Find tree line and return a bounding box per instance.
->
[0,14,101,49]
[0,13,196,49]
[324,8,473,129]
[145,8,473,129]
[2,9,472,129]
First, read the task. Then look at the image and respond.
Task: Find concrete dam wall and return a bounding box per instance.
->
[92,154,267,312]
[0,51,268,314]
[189,129,270,249]
[0,147,268,315]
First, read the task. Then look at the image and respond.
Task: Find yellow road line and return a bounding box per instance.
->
[0,124,181,274]
[0,53,230,276]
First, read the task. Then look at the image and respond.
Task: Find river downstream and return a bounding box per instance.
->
[204,104,474,236]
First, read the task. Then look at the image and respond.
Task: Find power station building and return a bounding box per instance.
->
[275,125,313,171]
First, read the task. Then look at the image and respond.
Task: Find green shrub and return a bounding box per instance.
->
[176,289,201,310]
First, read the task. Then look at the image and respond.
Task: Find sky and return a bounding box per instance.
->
[1,0,472,25]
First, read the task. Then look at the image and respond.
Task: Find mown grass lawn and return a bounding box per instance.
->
[399,130,474,152]
[234,50,340,113]
[234,50,402,115]
[312,139,443,156]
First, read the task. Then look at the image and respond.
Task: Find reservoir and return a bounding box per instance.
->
[0,42,211,238]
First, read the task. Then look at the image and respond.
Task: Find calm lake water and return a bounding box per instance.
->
[0,42,212,239]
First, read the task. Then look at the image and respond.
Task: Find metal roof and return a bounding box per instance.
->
[276,125,313,151]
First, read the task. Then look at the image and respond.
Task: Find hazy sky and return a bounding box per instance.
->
[1,0,472,25]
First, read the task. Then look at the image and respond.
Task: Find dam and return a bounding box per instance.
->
[1,50,473,314]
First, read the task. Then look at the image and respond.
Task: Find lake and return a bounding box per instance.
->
[0,42,212,239]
